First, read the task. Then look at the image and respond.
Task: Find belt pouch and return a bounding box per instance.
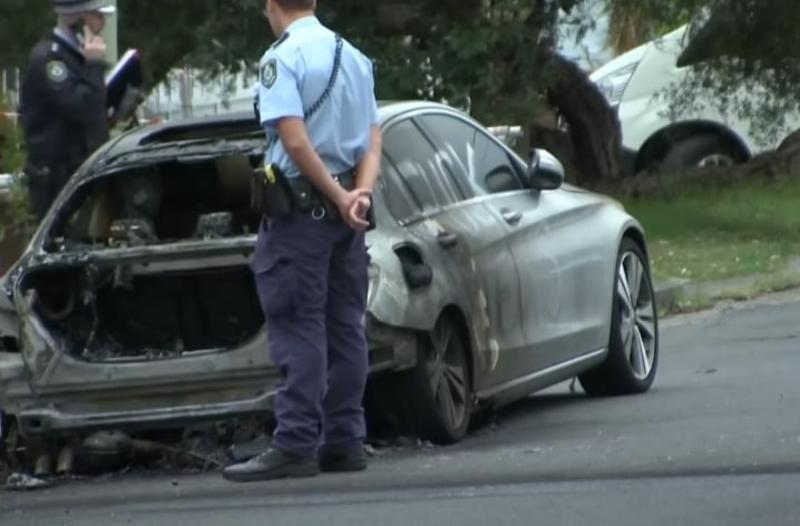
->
[252,164,293,219]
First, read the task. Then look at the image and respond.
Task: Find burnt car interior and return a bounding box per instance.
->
[26,264,264,362]
[19,154,266,362]
[48,154,262,249]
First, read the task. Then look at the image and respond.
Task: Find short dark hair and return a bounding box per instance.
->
[274,0,315,10]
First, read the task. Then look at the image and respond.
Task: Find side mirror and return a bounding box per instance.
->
[527,148,565,191]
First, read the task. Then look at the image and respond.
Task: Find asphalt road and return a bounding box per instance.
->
[3,290,800,525]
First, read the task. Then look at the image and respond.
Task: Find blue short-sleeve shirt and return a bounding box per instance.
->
[257,16,379,178]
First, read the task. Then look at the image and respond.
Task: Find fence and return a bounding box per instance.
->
[143,67,257,123]
[144,97,254,123]
[1,68,21,114]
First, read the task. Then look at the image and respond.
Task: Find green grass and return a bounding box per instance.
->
[623,176,800,282]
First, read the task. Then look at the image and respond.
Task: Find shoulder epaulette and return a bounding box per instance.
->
[270,32,290,51]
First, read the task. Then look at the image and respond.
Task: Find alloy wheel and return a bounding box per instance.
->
[425,321,468,431]
[616,252,657,380]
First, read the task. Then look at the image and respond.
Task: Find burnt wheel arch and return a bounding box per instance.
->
[370,306,477,444]
[400,309,475,444]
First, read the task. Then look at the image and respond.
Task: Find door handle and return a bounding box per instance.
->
[437,231,459,249]
[500,209,522,226]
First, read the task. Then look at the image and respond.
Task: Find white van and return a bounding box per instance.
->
[590,25,797,173]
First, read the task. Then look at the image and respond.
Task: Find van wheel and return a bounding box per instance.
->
[399,316,473,444]
[660,134,739,170]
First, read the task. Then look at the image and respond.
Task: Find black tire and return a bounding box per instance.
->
[579,238,659,396]
[398,316,473,444]
[660,134,739,171]
[0,417,22,474]
[777,129,800,152]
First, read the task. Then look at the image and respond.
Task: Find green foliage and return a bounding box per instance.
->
[0,0,579,124]
[0,0,51,69]
[345,1,554,123]
[0,98,25,175]
[118,0,268,87]
[604,0,698,54]
[3,0,798,137]
[0,174,35,245]
[0,94,33,244]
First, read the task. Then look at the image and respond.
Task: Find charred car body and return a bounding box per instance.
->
[0,102,659,450]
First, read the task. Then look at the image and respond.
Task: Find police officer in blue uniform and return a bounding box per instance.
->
[20,0,114,220]
[222,0,382,482]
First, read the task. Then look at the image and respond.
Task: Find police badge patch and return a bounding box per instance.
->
[261,59,277,89]
[46,60,68,83]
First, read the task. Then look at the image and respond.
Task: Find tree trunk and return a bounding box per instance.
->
[532,51,625,188]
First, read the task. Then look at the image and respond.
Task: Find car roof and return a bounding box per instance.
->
[104,100,462,161]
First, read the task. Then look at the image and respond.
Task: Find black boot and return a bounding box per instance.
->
[222,448,319,482]
[319,448,368,473]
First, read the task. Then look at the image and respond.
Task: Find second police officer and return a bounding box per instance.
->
[222,0,382,482]
[19,0,115,220]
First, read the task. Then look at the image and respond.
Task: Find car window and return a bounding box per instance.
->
[420,114,525,195]
[379,157,420,222]
[382,119,463,218]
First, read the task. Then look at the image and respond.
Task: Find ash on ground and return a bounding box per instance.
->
[2,414,438,491]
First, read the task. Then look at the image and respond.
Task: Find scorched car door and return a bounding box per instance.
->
[381,117,525,389]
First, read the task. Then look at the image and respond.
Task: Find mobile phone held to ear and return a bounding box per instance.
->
[70,20,88,45]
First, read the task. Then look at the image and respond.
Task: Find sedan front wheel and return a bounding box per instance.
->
[580,238,659,396]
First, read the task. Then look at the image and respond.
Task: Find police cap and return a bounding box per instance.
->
[51,0,116,15]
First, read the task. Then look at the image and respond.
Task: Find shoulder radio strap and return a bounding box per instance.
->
[304,34,344,120]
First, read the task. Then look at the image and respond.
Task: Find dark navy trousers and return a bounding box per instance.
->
[252,214,369,458]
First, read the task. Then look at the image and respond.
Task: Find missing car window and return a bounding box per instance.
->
[48,154,262,251]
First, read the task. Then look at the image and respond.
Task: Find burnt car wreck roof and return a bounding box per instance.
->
[89,101,451,178]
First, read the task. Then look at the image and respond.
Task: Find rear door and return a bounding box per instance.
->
[380,117,525,390]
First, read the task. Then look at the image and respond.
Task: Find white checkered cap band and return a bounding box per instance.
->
[52,0,116,15]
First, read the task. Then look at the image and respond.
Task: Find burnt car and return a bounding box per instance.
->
[0,102,658,448]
